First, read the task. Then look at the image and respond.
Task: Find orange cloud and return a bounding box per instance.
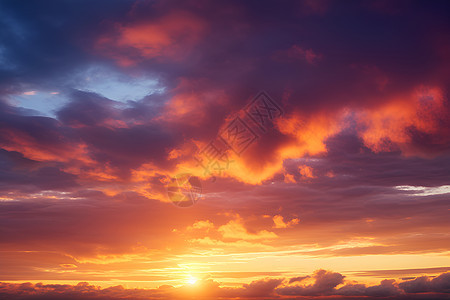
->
[186,231,276,254]
[6,84,447,204]
[272,215,300,229]
[0,128,91,164]
[166,106,345,185]
[97,11,206,66]
[218,218,278,241]
[184,215,278,244]
[357,86,448,155]
[299,165,316,180]
[277,110,344,158]
[187,220,214,232]
[284,173,296,183]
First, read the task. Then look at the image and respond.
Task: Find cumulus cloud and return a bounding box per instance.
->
[272,215,299,228]
[0,0,449,187]
[1,271,449,299]
[277,270,345,296]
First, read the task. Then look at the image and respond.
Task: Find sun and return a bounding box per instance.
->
[187,276,198,285]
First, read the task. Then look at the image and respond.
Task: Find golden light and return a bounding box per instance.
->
[187,276,198,285]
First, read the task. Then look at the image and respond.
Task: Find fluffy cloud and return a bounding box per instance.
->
[277,270,345,296]
[1,271,449,299]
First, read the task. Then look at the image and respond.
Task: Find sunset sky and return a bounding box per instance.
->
[0,0,450,299]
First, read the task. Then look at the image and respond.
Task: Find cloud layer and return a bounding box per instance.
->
[1,270,449,299]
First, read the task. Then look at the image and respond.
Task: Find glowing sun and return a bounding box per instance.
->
[187,276,198,285]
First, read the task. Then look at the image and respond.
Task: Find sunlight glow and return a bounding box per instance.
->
[187,276,198,285]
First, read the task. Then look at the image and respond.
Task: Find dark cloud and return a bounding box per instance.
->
[241,278,284,297]
[0,149,76,192]
[58,92,179,176]
[364,279,401,297]
[277,270,344,296]
[0,0,449,183]
[289,276,309,284]
[0,0,132,89]
[399,272,450,294]
[0,271,449,299]
[57,91,119,127]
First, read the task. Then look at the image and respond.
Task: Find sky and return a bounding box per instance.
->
[0,0,449,299]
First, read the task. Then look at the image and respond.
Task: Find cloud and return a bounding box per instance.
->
[289,276,309,284]
[218,217,278,241]
[0,0,449,291]
[273,45,323,64]
[364,279,401,297]
[0,0,449,187]
[184,215,278,244]
[186,220,214,232]
[22,91,36,95]
[277,269,345,296]
[272,215,299,228]
[1,271,448,299]
[399,272,450,294]
[97,10,206,66]
[239,278,284,298]
[298,165,316,180]
[356,86,450,156]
